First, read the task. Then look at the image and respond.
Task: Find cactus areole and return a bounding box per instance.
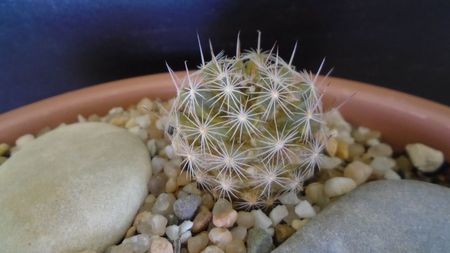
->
[167,33,329,209]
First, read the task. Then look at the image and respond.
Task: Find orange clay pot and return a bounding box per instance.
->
[0,72,449,159]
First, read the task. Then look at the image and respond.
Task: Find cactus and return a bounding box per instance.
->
[167,32,328,209]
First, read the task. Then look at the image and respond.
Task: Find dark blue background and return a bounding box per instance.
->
[1,0,449,113]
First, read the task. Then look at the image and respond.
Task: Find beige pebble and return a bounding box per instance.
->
[133,211,152,226]
[370,156,396,177]
[336,138,349,160]
[125,226,137,238]
[109,115,128,127]
[201,245,224,253]
[275,224,296,244]
[367,143,393,157]
[208,227,232,247]
[344,161,373,185]
[177,171,191,186]
[230,226,247,241]
[15,134,35,147]
[147,139,157,157]
[406,143,444,173]
[294,200,316,218]
[164,162,179,178]
[183,182,202,195]
[202,193,215,210]
[236,211,255,229]
[319,155,343,170]
[384,169,401,180]
[188,232,209,253]
[305,183,329,207]
[291,219,309,230]
[0,143,9,156]
[225,239,246,253]
[150,237,173,253]
[324,177,357,198]
[192,206,212,233]
[139,194,156,212]
[165,177,178,193]
[212,199,237,228]
[326,137,338,157]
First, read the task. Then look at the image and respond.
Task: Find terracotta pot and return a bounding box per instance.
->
[0,72,449,159]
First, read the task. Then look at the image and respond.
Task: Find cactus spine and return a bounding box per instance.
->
[167,32,328,209]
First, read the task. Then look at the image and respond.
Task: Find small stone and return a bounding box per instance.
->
[15,134,35,147]
[237,211,255,229]
[275,224,296,244]
[201,245,224,253]
[305,183,329,207]
[208,227,233,246]
[344,161,373,185]
[294,200,316,218]
[165,145,176,159]
[202,193,215,210]
[152,193,176,216]
[165,177,178,193]
[212,198,237,228]
[290,219,309,230]
[336,138,349,160]
[247,228,273,253]
[125,226,137,238]
[384,169,401,180]
[134,211,152,226]
[147,139,157,157]
[180,230,192,244]
[406,143,444,172]
[167,214,179,226]
[179,220,194,234]
[177,171,191,186]
[269,205,289,226]
[137,97,154,113]
[150,237,173,253]
[225,239,246,253]
[135,115,150,129]
[325,137,338,157]
[193,206,212,233]
[188,232,209,253]
[231,226,247,241]
[183,182,202,195]
[122,234,151,253]
[370,156,396,177]
[278,191,300,205]
[164,161,179,178]
[174,194,202,220]
[0,143,9,156]
[148,173,168,196]
[151,156,168,174]
[252,209,272,229]
[366,138,380,146]
[324,177,357,198]
[140,194,156,212]
[128,126,148,140]
[281,205,298,224]
[136,213,168,236]
[319,155,343,170]
[348,143,365,160]
[165,225,180,241]
[367,143,393,157]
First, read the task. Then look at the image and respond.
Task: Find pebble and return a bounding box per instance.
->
[324,177,357,198]
[344,161,373,185]
[247,228,273,253]
[193,206,213,233]
[173,194,202,220]
[183,182,203,195]
[231,226,247,241]
[164,161,179,178]
[121,234,151,253]
[208,227,233,246]
[165,225,180,241]
[0,143,9,156]
[335,138,349,160]
[370,156,396,177]
[188,232,209,253]
[252,209,272,229]
[384,169,401,180]
[152,193,176,216]
[140,194,156,212]
[319,155,343,170]
[294,200,316,218]
[15,134,35,147]
[151,156,168,174]
[236,211,255,229]
[125,226,137,238]
[348,143,365,160]
[150,237,173,253]
[201,245,224,253]
[180,230,192,244]
[147,139,158,157]
[269,205,289,226]
[290,219,309,230]
[148,173,168,196]
[225,239,246,253]
[305,183,329,207]
[165,177,178,193]
[278,191,300,205]
[325,137,338,157]
[212,199,238,228]
[202,193,215,210]
[136,213,168,236]
[367,143,393,157]
[406,143,444,172]
[177,171,191,187]
[275,224,296,244]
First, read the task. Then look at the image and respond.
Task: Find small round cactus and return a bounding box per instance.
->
[167,32,328,209]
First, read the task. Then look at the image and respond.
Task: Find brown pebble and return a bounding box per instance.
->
[275,224,296,244]
[225,239,246,253]
[148,173,168,196]
[188,232,209,253]
[192,206,212,233]
[125,225,136,238]
[336,139,349,160]
[177,170,191,186]
[202,193,215,210]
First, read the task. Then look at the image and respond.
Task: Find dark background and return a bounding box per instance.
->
[1,0,449,113]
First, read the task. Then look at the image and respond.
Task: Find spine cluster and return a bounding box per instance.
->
[167,33,328,209]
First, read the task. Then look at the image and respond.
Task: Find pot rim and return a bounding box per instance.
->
[0,72,449,159]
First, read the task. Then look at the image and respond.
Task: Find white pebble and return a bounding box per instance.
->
[319,155,343,170]
[121,234,151,253]
[128,126,148,140]
[370,156,396,177]
[152,193,176,216]
[324,177,357,198]
[367,143,393,157]
[147,139,157,157]
[15,134,35,147]
[294,200,316,218]
[164,145,176,159]
[150,237,173,253]
[384,169,401,180]
[344,161,373,185]
[269,205,289,225]
[252,209,272,229]
[135,115,150,129]
[151,156,168,174]
[208,227,232,245]
[406,143,444,172]
[179,220,194,234]
[165,225,180,241]
[278,191,300,205]
[180,230,192,244]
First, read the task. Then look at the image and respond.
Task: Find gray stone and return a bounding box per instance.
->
[247,228,273,253]
[273,180,450,253]
[173,194,202,220]
[0,122,152,253]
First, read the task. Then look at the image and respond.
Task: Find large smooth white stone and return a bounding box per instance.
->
[0,122,152,253]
